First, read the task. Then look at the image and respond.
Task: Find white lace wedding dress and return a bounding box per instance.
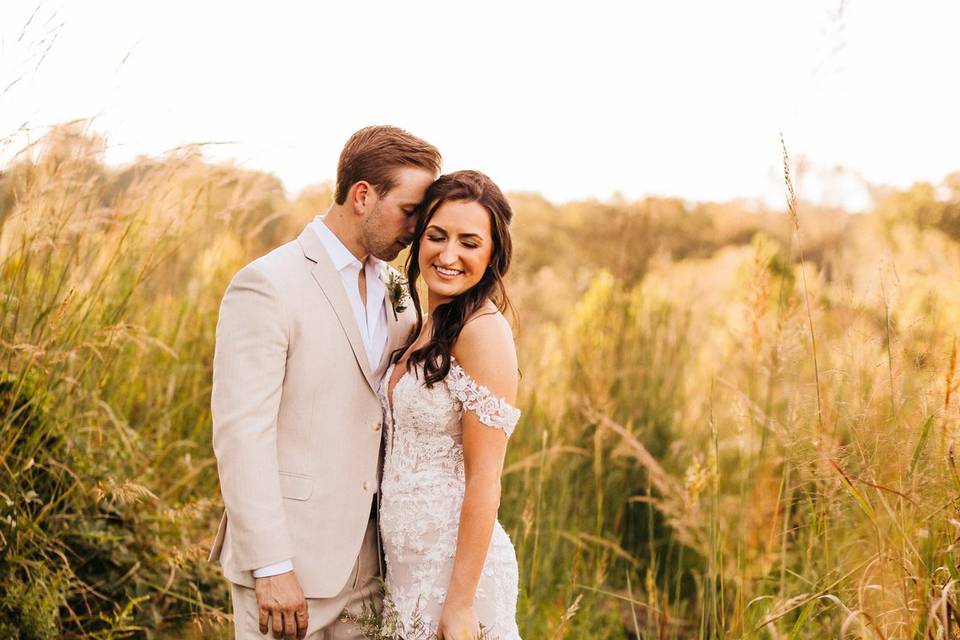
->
[378,358,522,639]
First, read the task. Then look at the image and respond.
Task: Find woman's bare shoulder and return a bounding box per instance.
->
[452,305,518,400]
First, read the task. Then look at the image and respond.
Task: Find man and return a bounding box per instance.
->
[209,126,441,639]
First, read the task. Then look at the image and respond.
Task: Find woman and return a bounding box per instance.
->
[378,170,522,639]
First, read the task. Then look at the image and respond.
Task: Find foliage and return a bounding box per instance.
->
[2,123,960,638]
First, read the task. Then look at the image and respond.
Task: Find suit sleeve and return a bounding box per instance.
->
[211,264,295,571]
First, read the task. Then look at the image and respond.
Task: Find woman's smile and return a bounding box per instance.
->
[433,264,464,278]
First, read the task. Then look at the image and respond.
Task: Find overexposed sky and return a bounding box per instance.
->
[1,1,958,210]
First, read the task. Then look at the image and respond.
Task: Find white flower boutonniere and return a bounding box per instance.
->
[386,270,409,321]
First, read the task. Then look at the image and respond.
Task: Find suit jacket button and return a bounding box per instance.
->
[373,420,381,431]
[362,481,370,491]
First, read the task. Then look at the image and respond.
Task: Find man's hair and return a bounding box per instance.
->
[334,126,442,205]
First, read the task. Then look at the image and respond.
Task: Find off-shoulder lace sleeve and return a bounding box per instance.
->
[447,362,521,437]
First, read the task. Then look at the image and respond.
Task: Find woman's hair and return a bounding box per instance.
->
[394,170,514,386]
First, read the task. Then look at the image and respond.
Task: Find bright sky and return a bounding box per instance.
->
[1,1,958,211]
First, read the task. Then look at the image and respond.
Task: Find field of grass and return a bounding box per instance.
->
[2,124,960,639]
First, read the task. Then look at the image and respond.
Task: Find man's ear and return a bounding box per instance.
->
[350,181,373,215]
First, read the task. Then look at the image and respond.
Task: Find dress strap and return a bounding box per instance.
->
[447,363,520,437]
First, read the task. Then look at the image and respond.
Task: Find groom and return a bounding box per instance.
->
[209,126,441,639]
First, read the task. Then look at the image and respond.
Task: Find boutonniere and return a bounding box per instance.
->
[386,270,409,321]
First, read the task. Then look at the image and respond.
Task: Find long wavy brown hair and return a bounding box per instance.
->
[392,170,514,386]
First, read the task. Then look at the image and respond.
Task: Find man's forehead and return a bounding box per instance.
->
[389,193,426,207]
[391,166,436,188]
[388,182,433,206]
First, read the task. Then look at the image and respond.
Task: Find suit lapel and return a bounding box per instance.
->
[380,302,409,373]
[298,226,378,393]
[378,265,413,373]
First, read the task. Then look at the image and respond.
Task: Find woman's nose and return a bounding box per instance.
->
[439,245,458,265]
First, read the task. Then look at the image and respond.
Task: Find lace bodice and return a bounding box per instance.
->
[386,359,519,437]
[376,358,522,639]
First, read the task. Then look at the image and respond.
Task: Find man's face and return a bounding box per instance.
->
[359,166,437,261]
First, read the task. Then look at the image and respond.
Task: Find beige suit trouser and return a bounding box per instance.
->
[230,518,381,640]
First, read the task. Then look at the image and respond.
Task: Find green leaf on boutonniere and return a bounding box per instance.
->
[387,271,409,321]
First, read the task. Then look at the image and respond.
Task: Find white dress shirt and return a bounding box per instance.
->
[253,216,390,579]
[309,216,389,369]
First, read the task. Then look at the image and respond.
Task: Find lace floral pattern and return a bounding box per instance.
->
[377,360,522,640]
[446,365,521,438]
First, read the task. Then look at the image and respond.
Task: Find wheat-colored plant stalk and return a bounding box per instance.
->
[780,132,825,439]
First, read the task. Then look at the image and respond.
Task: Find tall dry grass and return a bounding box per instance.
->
[0,124,316,638]
[2,123,960,639]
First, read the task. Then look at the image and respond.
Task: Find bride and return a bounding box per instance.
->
[378,170,522,640]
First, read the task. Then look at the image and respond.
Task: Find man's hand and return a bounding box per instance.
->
[254,571,308,639]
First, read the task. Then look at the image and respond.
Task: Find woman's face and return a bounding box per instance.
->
[417,199,494,307]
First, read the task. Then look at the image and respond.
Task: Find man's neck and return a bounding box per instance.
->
[322,205,368,262]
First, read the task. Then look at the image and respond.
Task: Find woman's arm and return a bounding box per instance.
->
[439,311,519,639]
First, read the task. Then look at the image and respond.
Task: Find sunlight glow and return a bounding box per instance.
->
[2,0,958,211]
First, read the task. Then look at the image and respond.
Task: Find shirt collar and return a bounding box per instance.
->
[310,215,383,277]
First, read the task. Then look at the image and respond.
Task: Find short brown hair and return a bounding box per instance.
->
[334,126,442,205]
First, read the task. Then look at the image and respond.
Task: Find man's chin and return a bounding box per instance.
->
[373,246,403,262]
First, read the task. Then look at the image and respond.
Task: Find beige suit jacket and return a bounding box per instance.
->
[208,223,415,598]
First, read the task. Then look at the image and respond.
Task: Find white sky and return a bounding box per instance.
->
[1,1,958,211]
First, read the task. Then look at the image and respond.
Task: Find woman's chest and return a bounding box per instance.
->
[390,370,462,437]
